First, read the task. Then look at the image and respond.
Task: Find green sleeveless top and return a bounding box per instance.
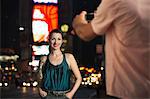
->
[41,54,71,91]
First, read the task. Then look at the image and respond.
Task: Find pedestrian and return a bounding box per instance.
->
[72,0,150,98]
[37,29,82,99]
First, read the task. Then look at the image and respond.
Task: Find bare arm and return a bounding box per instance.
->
[72,11,97,41]
[66,54,82,99]
[37,56,47,87]
[37,56,47,97]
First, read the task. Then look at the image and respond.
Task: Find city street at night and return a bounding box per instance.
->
[2,0,149,98]
[0,83,113,99]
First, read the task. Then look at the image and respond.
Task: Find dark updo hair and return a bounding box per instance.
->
[48,29,63,40]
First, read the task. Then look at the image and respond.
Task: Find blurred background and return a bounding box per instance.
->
[0,0,114,98]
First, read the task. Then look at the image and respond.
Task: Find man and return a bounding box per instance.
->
[72,0,150,98]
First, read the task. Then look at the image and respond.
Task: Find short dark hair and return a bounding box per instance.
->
[48,29,63,40]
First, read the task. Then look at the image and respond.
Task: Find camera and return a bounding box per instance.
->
[86,13,94,21]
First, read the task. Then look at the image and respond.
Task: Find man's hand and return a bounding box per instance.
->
[72,11,96,41]
[72,11,88,35]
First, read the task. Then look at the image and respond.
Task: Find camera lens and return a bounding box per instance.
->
[86,13,94,21]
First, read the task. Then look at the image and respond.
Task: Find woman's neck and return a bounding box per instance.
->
[50,49,62,56]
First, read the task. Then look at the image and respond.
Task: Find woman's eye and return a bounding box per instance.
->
[51,38,55,40]
[58,38,61,40]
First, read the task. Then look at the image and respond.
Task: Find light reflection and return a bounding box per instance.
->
[22,87,27,93]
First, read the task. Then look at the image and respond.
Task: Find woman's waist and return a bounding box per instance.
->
[45,89,70,96]
[42,87,70,93]
[47,90,70,93]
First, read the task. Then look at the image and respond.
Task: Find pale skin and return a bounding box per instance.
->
[72,11,97,41]
[38,32,82,99]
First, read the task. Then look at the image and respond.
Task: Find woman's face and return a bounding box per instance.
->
[49,32,63,50]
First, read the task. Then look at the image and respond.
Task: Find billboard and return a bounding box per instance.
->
[32,45,49,55]
[33,0,58,4]
[32,5,58,43]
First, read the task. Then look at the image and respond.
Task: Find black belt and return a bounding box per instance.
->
[47,90,69,96]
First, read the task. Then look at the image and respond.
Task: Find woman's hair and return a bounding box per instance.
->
[48,29,63,40]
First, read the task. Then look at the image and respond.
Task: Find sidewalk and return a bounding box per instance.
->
[0,83,118,99]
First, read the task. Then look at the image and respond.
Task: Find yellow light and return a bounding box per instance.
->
[5,67,8,70]
[23,82,26,86]
[27,83,30,86]
[14,68,17,71]
[33,81,38,86]
[22,87,27,93]
[33,67,38,71]
[79,67,85,70]
[4,83,8,86]
[12,66,15,70]
[89,83,92,85]
[61,24,69,33]
[83,78,86,81]
[84,82,88,85]
[97,73,101,77]
[81,82,85,85]
[101,67,104,70]
[91,74,95,77]
[87,68,94,73]
[96,81,99,84]
[0,83,2,86]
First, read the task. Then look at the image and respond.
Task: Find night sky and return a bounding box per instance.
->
[1,0,19,50]
[1,0,100,49]
[1,0,101,49]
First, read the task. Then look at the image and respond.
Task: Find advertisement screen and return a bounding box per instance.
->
[32,45,49,55]
[32,5,58,43]
[33,0,58,4]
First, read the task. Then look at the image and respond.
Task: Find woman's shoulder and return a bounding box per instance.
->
[64,53,74,59]
[64,53,75,68]
[40,55,47,63]
[40,55,47,60]
[64,53,76,63]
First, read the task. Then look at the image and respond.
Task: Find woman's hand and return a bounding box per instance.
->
[65,92,73,99]
[39,88,47,97]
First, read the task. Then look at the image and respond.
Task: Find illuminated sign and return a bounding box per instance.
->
[33,0,58,4]
[32,5,58,42]
[29,60,40,67]
[32,45,49,55]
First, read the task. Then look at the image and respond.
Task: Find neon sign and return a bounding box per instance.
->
[32,5,58,42]
[33,0,58,4]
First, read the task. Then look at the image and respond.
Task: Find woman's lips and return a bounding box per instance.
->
[53,44,59,47]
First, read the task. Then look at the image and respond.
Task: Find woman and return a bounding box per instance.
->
[38,29,82,99]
